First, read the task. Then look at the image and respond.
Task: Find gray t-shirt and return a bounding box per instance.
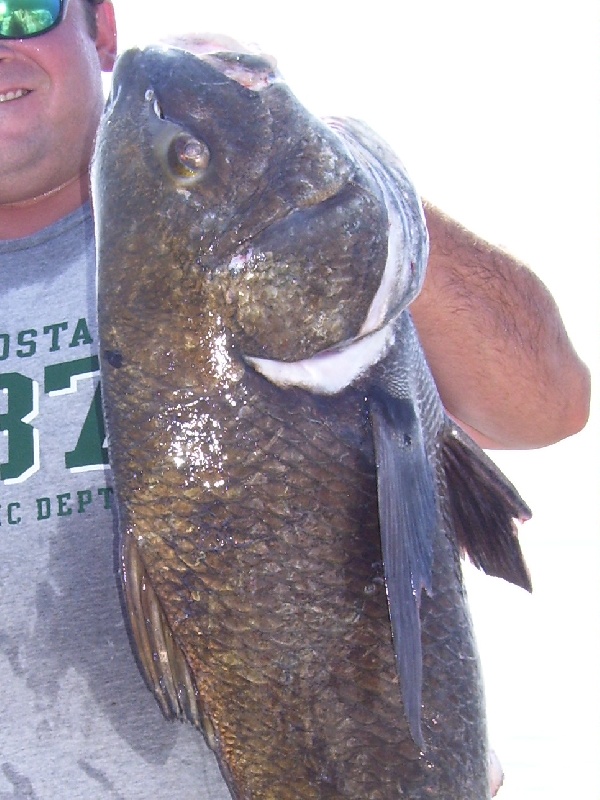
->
[0,206,231,799]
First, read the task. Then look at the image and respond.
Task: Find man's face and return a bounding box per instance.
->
[0,0,117,205]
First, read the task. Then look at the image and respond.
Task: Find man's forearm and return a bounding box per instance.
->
[411,204,590,449]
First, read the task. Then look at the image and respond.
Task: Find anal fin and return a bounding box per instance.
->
[121,531,206,731]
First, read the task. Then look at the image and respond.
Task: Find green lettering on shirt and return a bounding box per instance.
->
[43,322,68,352]
[0,372,39,483]
[16,329,37,358]
[69,318,93,349]
[44,357,109,470]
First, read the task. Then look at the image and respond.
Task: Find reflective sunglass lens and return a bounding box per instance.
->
[0,0,62,38]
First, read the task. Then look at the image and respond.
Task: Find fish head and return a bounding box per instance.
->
[94,46,285,272]
[92,45,428,383]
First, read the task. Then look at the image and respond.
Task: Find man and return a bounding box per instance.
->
[0,0,590,798]
[0,1,232,796]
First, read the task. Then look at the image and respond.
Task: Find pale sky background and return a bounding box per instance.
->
[110,1,599,797]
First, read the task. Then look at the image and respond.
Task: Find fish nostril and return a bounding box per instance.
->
[145,88,164,120]
[103,349,124,368]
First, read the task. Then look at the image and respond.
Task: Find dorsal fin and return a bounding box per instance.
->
[441,424,532,592]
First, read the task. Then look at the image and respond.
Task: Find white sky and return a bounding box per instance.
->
[111,2,599,797]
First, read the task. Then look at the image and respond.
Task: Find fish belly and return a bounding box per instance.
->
[102,323,489,799]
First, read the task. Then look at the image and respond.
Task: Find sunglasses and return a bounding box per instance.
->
[0,0,66,39]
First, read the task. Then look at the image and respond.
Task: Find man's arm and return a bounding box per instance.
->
[410,204,591,450]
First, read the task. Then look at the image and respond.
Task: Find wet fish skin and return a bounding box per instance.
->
[92,45,531,799]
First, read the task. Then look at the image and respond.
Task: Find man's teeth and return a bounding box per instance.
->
[0,89,29,103]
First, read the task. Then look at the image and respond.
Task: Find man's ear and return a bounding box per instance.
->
[95,1,118,72]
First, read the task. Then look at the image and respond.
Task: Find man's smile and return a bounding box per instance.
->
[0,88,31,102]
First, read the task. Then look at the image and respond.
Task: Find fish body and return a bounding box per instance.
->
[92,45,531,800]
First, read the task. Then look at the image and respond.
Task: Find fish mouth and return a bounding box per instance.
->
[0,88,30,103]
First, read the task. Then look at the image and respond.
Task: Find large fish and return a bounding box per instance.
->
[92,44,532,799]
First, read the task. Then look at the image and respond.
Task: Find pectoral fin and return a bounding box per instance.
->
[369,388,437,750]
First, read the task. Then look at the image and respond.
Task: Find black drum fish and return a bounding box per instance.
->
[91,44,532,799]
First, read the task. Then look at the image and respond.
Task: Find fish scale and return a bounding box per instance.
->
[154,386,416,799]
[93,43,531,799]
[113,363,486,799]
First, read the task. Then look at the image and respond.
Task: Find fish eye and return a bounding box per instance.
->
[168,133,211,179]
